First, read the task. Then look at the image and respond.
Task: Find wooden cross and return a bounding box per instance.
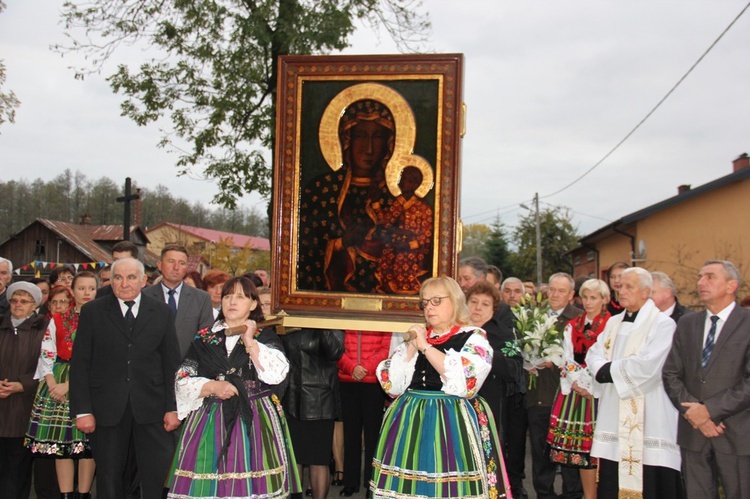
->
[116,177,140,240]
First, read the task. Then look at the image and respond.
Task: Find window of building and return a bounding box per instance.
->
[34,240,46,258]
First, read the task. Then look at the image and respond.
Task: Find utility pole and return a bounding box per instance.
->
[520,193,543,285]
[534,192,542,285]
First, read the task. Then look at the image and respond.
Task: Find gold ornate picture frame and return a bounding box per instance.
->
[272,54,464,329]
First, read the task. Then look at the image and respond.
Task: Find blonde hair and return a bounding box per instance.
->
[420,276,470,326]
[579,278,611,303]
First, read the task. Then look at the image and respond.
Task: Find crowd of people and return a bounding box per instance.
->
[1,248,749,499]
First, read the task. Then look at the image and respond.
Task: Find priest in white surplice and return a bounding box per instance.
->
[586,268,685,498]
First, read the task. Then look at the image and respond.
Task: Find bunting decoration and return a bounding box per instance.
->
[13,261,108,275]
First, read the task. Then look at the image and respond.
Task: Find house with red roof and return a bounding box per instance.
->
[145,222,270,275]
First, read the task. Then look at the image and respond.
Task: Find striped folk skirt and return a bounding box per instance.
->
[167,392,302,499]
[370,389,511,499]
[547,389,598,469]
[25,360,92,459]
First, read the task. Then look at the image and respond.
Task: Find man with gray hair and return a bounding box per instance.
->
[663,260,750,498]
[70,257,181,499]
[501,277,526,308]
[587,267,683,497]
[525,272,582,499]
[651,271,692,323]
[457,256,488,293]
[0,257,13,317]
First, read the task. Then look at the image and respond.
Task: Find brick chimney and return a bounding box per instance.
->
[79,214,91,225]
[133,187,143,226]
[733,153,749,172]
[677,184,691,195]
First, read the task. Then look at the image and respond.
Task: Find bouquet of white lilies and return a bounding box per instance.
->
[511,295,564,389]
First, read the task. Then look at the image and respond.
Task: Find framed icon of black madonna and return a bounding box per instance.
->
[272,54,464,328]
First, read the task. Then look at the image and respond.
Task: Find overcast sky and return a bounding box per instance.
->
[1,1,749,238]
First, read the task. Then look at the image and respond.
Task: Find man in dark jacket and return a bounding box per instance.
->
[525,273,583,499]
[651,271,693,324]
[70,258,181,499]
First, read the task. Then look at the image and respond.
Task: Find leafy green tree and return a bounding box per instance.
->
[460,223,490,260]
[482,217,514,278]
[509,206,579,282]
[56,0,431,208]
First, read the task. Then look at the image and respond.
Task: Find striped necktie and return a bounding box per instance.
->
[701,315,720,369]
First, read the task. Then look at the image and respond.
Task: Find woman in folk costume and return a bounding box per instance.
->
[26,271,98,499]
[371,276,511,499]
[167,276,301,499]
[547,279,611,499]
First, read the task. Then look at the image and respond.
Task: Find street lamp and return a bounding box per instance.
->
[520,192,542,285]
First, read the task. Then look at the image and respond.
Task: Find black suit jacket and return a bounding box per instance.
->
[670,299,692,324]
[69,293,181,426]
[479,304,523,426]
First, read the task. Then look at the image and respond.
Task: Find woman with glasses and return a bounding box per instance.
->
[47,285,73,318]
[0,282,49,498]
[49,266,76,290]
[26,271,99,499]
[370,276,511,499]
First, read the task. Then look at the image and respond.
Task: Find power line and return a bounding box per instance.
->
[461,199,532,221]
[540,201,614,223]
[540,1,750,200]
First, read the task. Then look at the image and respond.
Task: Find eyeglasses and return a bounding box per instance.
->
[418,295,450,309]
[56,275,74,282]
[10,298,35,305]
[50,299,70,306]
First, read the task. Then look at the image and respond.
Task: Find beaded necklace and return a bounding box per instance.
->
[426,325,462,346]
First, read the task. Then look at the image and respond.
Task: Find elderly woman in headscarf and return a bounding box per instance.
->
[0,282,49,498]
[298,99,397,293]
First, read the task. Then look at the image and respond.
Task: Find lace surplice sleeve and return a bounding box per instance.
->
[34,320,57,380]
[441,329,493,398]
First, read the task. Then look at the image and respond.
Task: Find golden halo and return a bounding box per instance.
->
[386,153,434,198]
[318,84,433,201]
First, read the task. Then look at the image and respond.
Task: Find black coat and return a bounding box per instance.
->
[479,304,523,430]
[282,328,344,421]
[69,293,181,426]
[670,299,693,324]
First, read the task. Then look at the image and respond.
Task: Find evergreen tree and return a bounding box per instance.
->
[482,217,514,278]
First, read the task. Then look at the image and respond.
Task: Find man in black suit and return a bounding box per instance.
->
[525,272,582,499]
[70,257,181,499]
[651,271,692,323]
[142,244,214,358]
